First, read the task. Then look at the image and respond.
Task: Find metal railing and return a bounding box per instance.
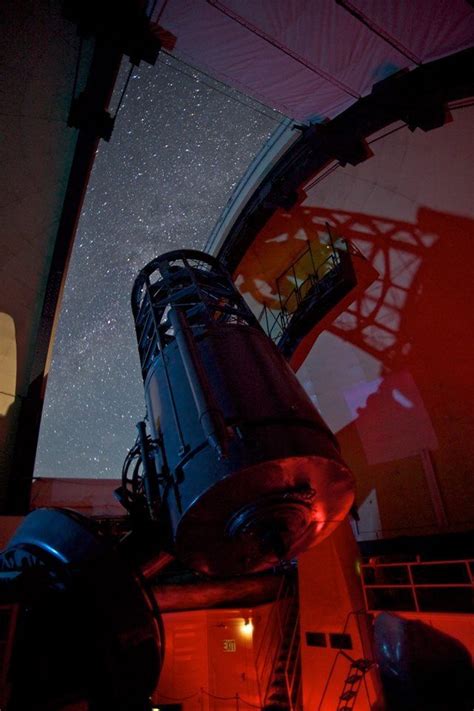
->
[285,608,303,710]
[254,574,300,709]
[361,558,474,613]
[155,687,262,709]
[257,231,358,344]
[317,609,377,711]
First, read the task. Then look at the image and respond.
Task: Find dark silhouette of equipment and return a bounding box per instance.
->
[0,508,163,711]
[374,612,473,711]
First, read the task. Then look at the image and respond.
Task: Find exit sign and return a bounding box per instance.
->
[223,639,236,652]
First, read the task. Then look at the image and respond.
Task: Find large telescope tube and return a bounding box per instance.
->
[131,250,354,576]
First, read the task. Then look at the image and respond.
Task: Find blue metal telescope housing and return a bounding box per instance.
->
[128,250,354,576]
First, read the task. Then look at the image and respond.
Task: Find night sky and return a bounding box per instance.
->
[35,55,281,478]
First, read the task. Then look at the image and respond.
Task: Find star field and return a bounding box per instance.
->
[34,55,281,478]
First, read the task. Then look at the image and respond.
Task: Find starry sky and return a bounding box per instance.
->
[34,54,281,478]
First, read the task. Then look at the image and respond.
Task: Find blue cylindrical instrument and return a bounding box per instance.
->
[131,250,354,575]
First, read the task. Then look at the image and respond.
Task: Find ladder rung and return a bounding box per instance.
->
[346,674,362,684]
[352,658,373,671]
[340,690,356,701]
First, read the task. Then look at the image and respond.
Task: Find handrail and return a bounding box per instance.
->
[317,609,374,711]
[318,650,375,711]
[361,557,474,613]
[284,608,302,710]
[275,248,341,297]
[362,557,474,568]
[255,574,297,708]
[156,687,262,709]
[254,574,286,705]
[274,245,342,314]
[257,234,357,344]
[255,574,286,665]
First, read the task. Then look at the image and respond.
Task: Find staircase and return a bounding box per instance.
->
[256,574,303,711]
[318,611,378,711]
[337,655,374,711]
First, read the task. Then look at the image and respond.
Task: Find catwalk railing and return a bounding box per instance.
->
[361,557,474,613]
[257,234,359,348]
